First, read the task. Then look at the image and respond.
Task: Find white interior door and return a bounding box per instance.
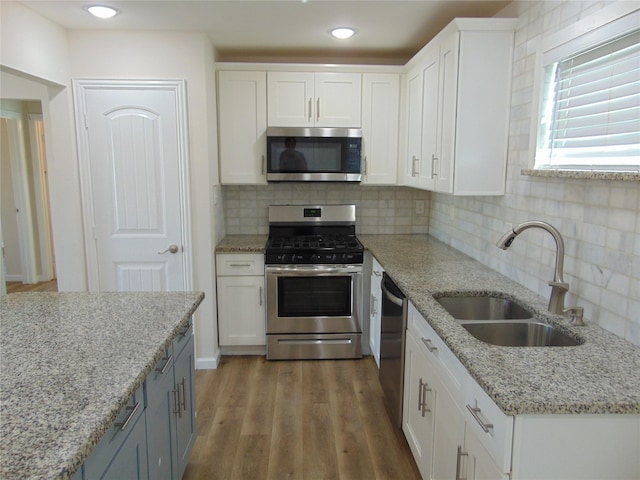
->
[75,80,191,292]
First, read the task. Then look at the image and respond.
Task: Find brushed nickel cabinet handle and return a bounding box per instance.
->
[115,401,140,431]
[308,98,312,122]
[180,378,187,412]
[173,388,181,417]
[422,338,438,353]
[456,445,469,480]
[316,97,320,121]
[156,353,173,375]
[466,401,494,434]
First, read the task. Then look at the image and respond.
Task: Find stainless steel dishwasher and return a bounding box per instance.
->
[379,273,408,428]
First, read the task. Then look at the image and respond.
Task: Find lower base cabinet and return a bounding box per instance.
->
[77,319,196,480]
[83,384,148,480]
[403,328,504,480]
[402,301,640,479]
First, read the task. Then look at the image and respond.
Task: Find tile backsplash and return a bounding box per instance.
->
[429,0,640,346]
[222,184,430,236]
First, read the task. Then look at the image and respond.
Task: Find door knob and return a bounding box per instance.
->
[158,244,179,255]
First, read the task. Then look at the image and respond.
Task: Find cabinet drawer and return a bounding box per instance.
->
[407,302,466,401]
[217,253,264,276]
[84,384,145,478]
[464,376,513,473]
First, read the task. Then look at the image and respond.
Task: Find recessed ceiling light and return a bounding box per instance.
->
[331,27,356,40]
[86,5,119,19]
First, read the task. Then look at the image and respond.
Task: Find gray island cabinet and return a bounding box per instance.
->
[0,291,203,480]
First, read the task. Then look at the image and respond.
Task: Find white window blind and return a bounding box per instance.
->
[535,29,640,171]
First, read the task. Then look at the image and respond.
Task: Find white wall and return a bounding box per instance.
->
[0,1,69,86]
[68,30,220,368]
[429,0,640,346]
[0,3,87,292]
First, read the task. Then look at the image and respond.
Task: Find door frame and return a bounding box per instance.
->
[27,113,55,281]
[72,79,193,292]
[0,110,38,284]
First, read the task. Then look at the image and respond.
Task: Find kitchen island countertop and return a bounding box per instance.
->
[359,234,640,416]
[0,291,204,480]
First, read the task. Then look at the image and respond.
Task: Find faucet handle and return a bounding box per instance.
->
[548,280,569,291]
[563,306,585,326]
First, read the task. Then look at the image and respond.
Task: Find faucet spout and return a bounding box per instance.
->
[496,221,569,314]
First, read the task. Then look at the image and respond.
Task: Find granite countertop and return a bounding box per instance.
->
[215,235,267,253]
[359,234,640,416]
[0,291,204,480]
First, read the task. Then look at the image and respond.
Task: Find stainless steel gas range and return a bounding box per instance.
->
[265,204,364,360]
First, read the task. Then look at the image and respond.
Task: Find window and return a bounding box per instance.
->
[532,6,640,172]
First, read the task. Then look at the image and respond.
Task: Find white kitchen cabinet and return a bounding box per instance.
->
[403,18,516,195]
[217,70,267,184]
[369,257,384,366]
[216,253,266,346]
[404,45,439,191]
[267,72,361,127]
[361,73,400,184]
[403,301,640,479]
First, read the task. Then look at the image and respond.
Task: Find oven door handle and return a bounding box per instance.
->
[266,265,362,275]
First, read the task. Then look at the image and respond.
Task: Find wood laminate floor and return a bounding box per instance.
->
[183,355,421,480]
[6,279,58,293]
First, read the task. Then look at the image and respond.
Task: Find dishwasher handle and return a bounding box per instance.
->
[381,274,405,307]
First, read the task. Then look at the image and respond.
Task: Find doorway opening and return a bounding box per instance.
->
[1,100,57,294]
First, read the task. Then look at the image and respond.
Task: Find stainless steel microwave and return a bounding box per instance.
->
[266,127,362,182]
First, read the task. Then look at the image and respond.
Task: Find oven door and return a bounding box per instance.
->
[266,264,362,334]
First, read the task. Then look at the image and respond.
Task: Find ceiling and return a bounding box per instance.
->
[19,0,513,64]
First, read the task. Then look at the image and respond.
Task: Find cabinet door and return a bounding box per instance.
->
[96,413,149,480]
[431,382,466,480]
[217,275,266,346]
[267,72,314,126]
[434,31,460,194]
[418,47,439,191]
[464,429,509,480]
[314,72,362,127]
[145,349,177,480]
[174,334,196,479]
[361,74,399,185]
[402,330,436,479]
[404,66,423,187]
[84,386,146,479]
[369,258,383,366]
[218,71,267,184]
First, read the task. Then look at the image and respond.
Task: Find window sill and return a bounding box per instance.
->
[521,169,640,182]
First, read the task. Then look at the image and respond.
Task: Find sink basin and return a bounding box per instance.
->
[462,321,582,347]
[435,295,533,320]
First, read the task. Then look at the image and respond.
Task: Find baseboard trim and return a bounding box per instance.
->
[195,353,221,370]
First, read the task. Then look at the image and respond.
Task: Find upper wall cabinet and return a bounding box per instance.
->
[361,73,400,185]
[217,70,267,184]
[403,18,517,195]
[267,72,362,127]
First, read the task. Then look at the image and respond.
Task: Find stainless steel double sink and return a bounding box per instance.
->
[435,295,583,347]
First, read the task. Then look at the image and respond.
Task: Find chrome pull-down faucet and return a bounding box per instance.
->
[496,221,570,315]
